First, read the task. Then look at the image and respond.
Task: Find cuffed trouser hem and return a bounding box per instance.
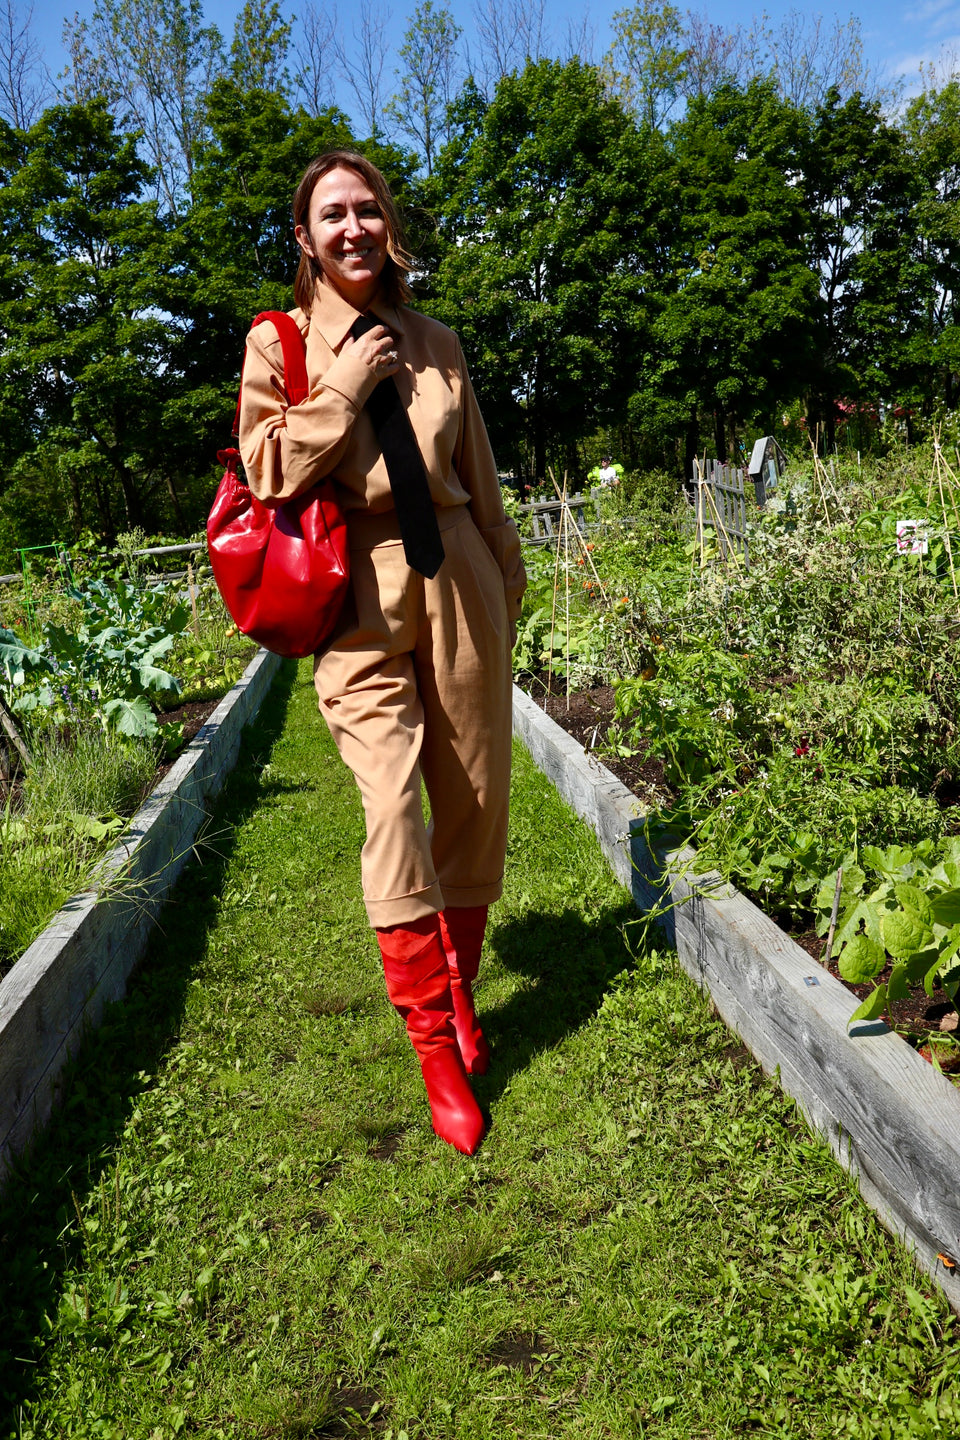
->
[364,878,503,929]
[439,879,503,909]
[365,883,445,929]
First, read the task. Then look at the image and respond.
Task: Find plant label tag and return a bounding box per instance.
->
[896,520,928,555]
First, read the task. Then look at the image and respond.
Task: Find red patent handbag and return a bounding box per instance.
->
[207,311,350,659]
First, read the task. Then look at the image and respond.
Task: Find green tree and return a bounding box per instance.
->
[60,0,223,214]
[647,81,819,467]
[803,89,924,442]
[0,100,186,546]
[229,0,292,94]
[605,0,687,130]
[386,0,463,174]
[427,60,657,482]
[903,79,960,410]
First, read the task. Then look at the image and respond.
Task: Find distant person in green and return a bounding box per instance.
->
[589,455,623,488]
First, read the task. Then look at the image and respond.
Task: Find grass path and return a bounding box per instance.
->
[2,661,960,1439]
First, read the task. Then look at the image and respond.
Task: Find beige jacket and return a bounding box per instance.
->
[238,285,526,626]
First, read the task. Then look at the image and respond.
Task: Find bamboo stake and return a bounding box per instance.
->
[933,432,960,540]
[807,434,833,526]
[547,469,609,600]
[694,457,707,572]
[187,560,200,639]
[702,473,744,575]
[935,462,959,604]
[0,687,31,767]
[823,867,844,968]
[546,468,568,698]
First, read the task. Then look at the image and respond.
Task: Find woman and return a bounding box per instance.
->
[239,151,526,1156]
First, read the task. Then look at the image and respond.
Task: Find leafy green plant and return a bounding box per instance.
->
[814,839,960,1025]
[0,576,189,738]
[612,642,760,787]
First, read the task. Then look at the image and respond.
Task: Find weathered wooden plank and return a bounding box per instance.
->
[513,683,960,1311]
[0,648,283,1184]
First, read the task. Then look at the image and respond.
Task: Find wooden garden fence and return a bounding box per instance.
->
[689,459,753,571]
[517,491,603,546]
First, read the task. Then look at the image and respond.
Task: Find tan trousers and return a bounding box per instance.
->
[314,505,513,928]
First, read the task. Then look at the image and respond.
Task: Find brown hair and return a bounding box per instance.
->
[293,150,413,311]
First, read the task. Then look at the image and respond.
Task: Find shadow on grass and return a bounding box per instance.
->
[481,899,639,1101]
[0,660,300,1419]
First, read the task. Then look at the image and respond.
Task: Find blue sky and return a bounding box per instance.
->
[26,0,960,122]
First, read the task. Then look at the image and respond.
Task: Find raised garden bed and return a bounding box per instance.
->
[0,648,282,1187]
[527,677,960,1043]
[513,681,960,1313]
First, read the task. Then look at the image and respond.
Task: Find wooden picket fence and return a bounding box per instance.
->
[517,491,603,547]
[689,458,752,571]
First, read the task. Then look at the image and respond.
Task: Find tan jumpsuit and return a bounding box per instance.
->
[239,287,526,927]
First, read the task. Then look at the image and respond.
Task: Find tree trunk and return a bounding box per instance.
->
[683,410,699,498]
[533,351,545,484]
[714,404,727,462]
[164,472,187,534]
[92,472,116,541]
[69,470,84,536]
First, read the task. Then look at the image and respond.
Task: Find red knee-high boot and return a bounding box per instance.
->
[438,905,490,1077]
[377,916,486,1156]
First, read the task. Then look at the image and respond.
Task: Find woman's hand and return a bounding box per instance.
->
[341,324,400,381]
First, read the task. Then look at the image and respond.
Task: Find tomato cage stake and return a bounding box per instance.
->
[15,542,75,632]
[928,429,960,612]
[543,469,612,705]
[545,469,578,704]
[806,432,842,527]
[548,469,608,596]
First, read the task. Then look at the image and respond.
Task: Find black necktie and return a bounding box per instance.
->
[350,314,445,579]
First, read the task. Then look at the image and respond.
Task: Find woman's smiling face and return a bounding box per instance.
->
[295,166,389,309]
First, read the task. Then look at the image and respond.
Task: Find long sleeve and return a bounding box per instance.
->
[238,318,379,504]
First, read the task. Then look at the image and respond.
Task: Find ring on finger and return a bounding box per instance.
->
[386,350,398,363]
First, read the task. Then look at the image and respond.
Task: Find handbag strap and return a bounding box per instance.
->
[230,309,309,437]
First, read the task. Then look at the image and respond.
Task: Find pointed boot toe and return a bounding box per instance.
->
[420,1049,486,1155]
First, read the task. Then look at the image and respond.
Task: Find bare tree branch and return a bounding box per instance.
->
[747,9,900,111]
[293,0,335,115]
[472,0,547,93]
[333,0,392,139]
[0,0,52,127]
[679,12,749,100]
[561,14,597,67]
[60,0,224,215]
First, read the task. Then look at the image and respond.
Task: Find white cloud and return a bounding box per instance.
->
[904,0,960,37]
